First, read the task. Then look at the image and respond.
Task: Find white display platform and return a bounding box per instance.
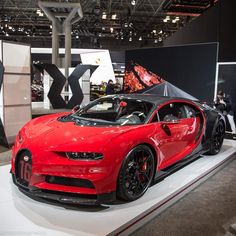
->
[0,139,235,236]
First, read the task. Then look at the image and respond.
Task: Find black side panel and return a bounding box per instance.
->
[0,61,9,148]
[67,65,98,109]
[204,110,224,141]
[41,63,67,109]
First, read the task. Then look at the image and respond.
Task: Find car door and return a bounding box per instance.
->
[151,101,201,169]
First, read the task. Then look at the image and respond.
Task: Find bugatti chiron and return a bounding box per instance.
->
[11,94,225,205]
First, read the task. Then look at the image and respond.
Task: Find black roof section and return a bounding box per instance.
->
[106,94,194,106]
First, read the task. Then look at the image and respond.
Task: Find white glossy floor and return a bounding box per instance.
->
[0,140,236,236]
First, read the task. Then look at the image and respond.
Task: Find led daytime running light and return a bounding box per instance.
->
[66,152,103,160]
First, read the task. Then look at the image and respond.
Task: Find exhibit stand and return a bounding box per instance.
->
[43,67,92,110]
[31,48,115,110]
[0,139,235,236]
[0,41,31,144]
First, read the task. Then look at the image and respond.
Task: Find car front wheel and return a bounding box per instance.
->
[117,145,155,201]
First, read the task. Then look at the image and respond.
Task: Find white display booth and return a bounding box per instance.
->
[31,48,115,110]
[0,41,31,144]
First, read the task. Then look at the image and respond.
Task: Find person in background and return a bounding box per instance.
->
[100,81,107,91]
[114,78,122,93]
[214,90,236,136]
[105,79,115,95]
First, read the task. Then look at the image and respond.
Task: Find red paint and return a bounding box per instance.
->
[11,99,205,197]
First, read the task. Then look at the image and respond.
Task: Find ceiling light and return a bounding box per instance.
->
[50,25,52,29]
[124,23,128,28]
[163,19,168,23]
[102,12,107,19]
[121,36,124,40]
[76,35,79,39]
[111,14,117,20]
[102,27,105,31]
[152,29,156,34]
[139,36,142,41]
[36,10,44,17]
[8,26,12,30]
[159,30,163,34]
[154,39,158,43]
[6,33,9,37]
[129,37,132,41]
[110,27,114,33]
[131,0,136,5]
[98,33,102,37]
[158,37,162,42]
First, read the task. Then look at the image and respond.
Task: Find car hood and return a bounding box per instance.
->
[22,113,137,152]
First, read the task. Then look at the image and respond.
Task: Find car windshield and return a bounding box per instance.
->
[71,97,154,126]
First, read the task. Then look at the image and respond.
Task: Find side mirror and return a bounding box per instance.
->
[72,105,80,113]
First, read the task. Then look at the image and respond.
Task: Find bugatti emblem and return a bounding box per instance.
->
[23,156,29,162]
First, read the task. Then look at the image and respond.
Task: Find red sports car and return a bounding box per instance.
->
[11,94,225,205]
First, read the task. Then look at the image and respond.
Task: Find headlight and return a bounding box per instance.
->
[65,152,104,160]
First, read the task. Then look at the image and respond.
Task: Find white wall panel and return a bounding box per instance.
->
[3,74,31,106]
[1,41,31,144]
[4,106,31,143]
[80,51,115,85]
[3,42,30,74]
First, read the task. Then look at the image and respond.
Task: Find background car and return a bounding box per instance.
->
[11,94,225,205]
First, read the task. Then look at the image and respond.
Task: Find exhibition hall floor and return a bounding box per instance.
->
[0,140,235,236]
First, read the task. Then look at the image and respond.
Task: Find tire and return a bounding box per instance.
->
[207,120,225,155]
[117,145,155,201]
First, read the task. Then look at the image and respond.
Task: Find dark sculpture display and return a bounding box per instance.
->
[41,63,98,109]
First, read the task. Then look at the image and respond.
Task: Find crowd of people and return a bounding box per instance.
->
[101,78,122,95]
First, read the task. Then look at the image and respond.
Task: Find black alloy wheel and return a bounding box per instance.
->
[208,121,225,155]
[117,145,155,201]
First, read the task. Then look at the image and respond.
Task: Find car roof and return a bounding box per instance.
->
[106,94,194,106]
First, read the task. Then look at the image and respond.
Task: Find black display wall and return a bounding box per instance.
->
[125,43,218,102]
[164,0,236,62]
[217,64,236,125]
[164,4,219,48]
[218,1,236,62]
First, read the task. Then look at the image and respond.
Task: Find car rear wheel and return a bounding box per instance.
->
[208,120,225,155]
[117,145,155,201]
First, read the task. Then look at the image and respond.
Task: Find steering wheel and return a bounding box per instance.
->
[131,111,146,121]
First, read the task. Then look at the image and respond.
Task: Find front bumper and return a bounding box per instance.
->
[11,145,120,205]
[12,173,116,205]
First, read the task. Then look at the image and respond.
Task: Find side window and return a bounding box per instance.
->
[184,104,199,118]
[158,102,187,122]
